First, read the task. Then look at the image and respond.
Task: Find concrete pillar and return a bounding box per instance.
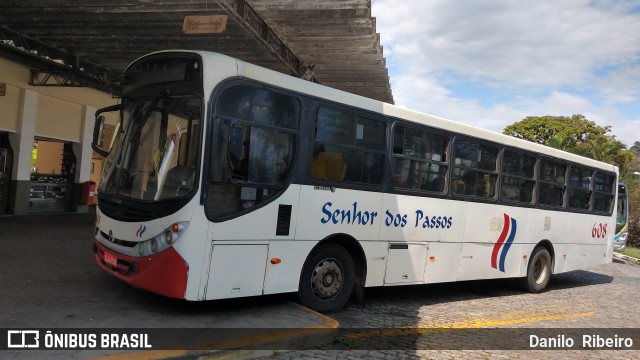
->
[8,89,38,215]
[71,105,96,213]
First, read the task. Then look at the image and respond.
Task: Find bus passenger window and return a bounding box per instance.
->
[594,172,615,214]
[538,160,566,207]
[501,149,535,204]
[391,125,448,193]
[206,84,300,220]
[452,138,497,198]
[312,107,385,185]
[568,166,592,210]
[324,152,347,181]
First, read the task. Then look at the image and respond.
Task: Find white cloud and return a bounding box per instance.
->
[598,65,640,104]
[372,0,640,145]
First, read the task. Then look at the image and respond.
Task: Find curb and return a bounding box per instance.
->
[613,251,640,265]
[90,303,339,360]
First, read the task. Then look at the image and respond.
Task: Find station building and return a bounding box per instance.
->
[0,0,392,215]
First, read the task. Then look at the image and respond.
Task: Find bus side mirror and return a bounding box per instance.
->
[92,105,121,158]
[92,115,110,157]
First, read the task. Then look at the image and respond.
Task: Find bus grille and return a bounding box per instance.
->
[97,247,132,276]
[100,231,137,248]
[98,195,183,222]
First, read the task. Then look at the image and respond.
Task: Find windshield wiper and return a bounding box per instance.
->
[112,92,169,190]
[129,91,169,146]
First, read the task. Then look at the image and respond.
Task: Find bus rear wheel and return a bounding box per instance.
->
[298,243,354,313]
[519,246,552,293]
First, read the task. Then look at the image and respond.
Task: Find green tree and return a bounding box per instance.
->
[505,116,639,248]
[621,175,640,247]
[574,136,635,174]
[503,114,635,175]
[629,141,640,173]
[547,134,577,151]
[625,141,640,247]
[503,114,609,145]
[31,141,37,169]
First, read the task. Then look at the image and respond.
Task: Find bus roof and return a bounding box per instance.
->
[151,50,618,173]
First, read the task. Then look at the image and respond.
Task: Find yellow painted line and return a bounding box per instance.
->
[343,311,598,340]
[294,302,340,329]
[91,303,339,360]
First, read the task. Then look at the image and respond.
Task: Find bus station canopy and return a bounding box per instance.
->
[0,0,394,103]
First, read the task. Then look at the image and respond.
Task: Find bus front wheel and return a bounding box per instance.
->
[298,243,355,313]
[519,246,552,293]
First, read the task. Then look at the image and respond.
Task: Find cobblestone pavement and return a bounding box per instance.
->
[256,259,640,359]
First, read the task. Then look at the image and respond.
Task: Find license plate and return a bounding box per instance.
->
[104,251,118,267]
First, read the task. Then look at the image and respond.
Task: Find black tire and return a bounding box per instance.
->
[298,243,355,313]
[518,246,552,293]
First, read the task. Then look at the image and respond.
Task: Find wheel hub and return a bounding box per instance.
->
[311,259,343,299]
[533,256,549,285]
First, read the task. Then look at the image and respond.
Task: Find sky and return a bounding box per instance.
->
[371,0,640,146]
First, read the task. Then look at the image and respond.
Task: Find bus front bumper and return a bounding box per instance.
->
[93,240,188,299]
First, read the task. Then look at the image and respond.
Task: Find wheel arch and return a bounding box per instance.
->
[303,233,367,301]
[535,239,556,274]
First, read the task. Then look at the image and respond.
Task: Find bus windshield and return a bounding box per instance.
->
[99,95,202,201]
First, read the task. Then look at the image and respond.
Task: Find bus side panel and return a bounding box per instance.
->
[206,244,268,299]
[569,213,596,245]
[458,242,525,281]
[564,213,588,272]
[362,240,392,287]
[379,194,464,285]
[209,186,301,242]
[379,194,464,244]
[549,243,568,274]
[181,205,216,301]
[564,243,588,272]
[586,244,608,268]
[384,243,428,284]
[203,186,301,300]
[425,242,462,283]
[573,213,607,268]
[262,240,316,295]
[458,203,527,281]
[524,210,571,247]
[296,185,387,287]
[605,211,615,263]
[568,213,600,271]
[296,186,383,242]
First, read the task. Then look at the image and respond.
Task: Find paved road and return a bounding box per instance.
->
[259,255,640,359]
[0,214,331,360]
[2,213,639,359]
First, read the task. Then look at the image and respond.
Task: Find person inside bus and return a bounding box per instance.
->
[462,169,478,196]
[312,144,326,179]
[519,180,534,203]
[402,161,422,189]
[422,173,445,192]
[363,153,382,184]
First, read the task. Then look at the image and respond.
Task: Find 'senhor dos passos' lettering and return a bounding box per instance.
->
[320,202,453,230]
[320,202,378,225]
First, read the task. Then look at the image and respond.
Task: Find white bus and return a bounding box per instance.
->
[92,51,618,312]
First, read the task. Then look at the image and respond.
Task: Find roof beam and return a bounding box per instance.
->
[0,26,121,92]
[216,0,314,81]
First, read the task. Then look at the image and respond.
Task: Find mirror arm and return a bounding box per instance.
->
[92,104,122,158]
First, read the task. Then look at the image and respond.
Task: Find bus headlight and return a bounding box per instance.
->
[617,233,628,242]
[164,230,174,244]
[150,238,160,253]
[137,222,188,257]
